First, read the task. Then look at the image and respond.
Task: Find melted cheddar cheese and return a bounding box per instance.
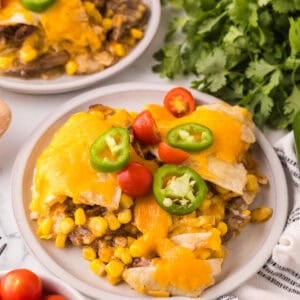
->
[30,109,132,217]
[0,0,38,25]
[39,0,101,53]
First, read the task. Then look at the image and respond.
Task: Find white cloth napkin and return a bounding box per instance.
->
[219,132,300,300]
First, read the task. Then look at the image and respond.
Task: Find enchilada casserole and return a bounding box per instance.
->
[0,0,148,78]
[29,87,272,297]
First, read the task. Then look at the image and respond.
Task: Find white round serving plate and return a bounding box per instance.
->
[0,269,86,300]
[0,1,160,95]
[12,82,288,300]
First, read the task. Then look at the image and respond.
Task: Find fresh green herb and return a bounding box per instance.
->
[153,0,300,128]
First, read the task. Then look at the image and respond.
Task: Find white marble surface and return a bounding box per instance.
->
[0,7,288,299]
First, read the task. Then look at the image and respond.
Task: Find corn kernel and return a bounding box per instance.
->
[125,37,136,46]
[120,194,134,209]
[242,209,251,217]
[0,55,15,69]
[215,185,229,195]
[59,217,75,234]
[106,275,122,285]
[88,217,108,237]
[19,45,38,63]
[117,209,132,224]
[82,247,97,261]
[217,222,228,236]
[112,43,126,57]
[99,247,114,263]
[90,259,105,276]
[194,248,211,260]
[138,4,146,12]
[105,213,121,231]
[105,8,113,18]
[102,18,113,31]
[105,260,124,278]
[200,199,212,211]
[114,247,132,265]
[74,208,86,225]
[55,233,67,248]
[65,60,78,76]
[147,290,170,297]
[251,207,273,223]
[246,174,259,192]
[38,218,53,237]
[129,240,144,258]
[130,28,143,40]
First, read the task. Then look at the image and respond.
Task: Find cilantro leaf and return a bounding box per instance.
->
[284,86,300,123]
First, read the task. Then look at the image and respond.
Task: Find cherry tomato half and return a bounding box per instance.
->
[131,110,161,145]
[1,269,42,300]
[117,162,153,197]
[42,295,67,300]
[164,87,195,117]
[158,142,189,164]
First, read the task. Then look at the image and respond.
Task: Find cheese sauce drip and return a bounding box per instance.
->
[133,196,213,291]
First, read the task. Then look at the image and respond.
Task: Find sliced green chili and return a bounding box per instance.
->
[20,0,56,12]
[90,127,130,173]
[153,164,207,215]
[167,123,213,152]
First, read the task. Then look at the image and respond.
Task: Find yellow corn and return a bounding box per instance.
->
[114,247,132,265]
[105,259,124,278]
[130,28,143,40]
[74,208,86,225]
[117,209,132,224]
[105,8,113,18]
[104,213,121,231]
[90,259,105,276]
[147,290,170,297]
[0,55,15,69]
[242,209,251,217]
[65,60,78,76]
[217,221,228,236]
[88,217,108,237]
[200,198,212,211]
[38,218,53,237]
[82,247,97,261]
[129,240,145,258]
[55,233,67,248]
[113,43,127,57]
[194,248,211,260]
[251,207,273,223]
[59,217,75,234]
[120,194,134,209]
[19,45,38,63]
[138,4,146,13]
[83,1,102,23]
[99,247,114,263]
[125,37,136,46]
[102,18,113,31]
[215,185,229,195]
[106,275,122,285]
[246,174,259,192]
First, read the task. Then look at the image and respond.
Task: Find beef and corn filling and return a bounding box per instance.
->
[0,0,149,78]
[30,99,273,297]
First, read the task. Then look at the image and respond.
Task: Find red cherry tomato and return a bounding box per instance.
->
[158,142,189,164]
[1,269,42,300]
[164,87,195,117]
[131,110,161,145]
[117,162,153,197]
[42,295,67,300]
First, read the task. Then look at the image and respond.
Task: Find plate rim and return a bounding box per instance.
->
[0,0,161,95]
[12,82,288,300]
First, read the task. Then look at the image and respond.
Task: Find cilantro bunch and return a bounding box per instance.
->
[153,0,300,128]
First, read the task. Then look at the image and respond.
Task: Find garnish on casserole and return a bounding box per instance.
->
[0,0,148,78]
[29,87,273,297]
